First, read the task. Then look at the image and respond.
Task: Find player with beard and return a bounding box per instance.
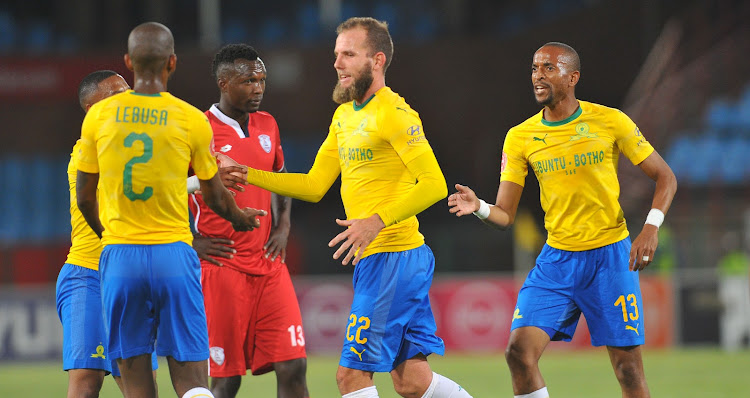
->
[189,44,309,398]
[240,17,473,398]
[448,42,677,398]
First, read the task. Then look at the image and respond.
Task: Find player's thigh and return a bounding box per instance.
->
[202,265,256,377]
[99,245,156,359]
[512,245,582,341]
[578,239,645,347]
[150,242,209,362]
[341,246,439,373]
[56,263,113,373]
[251,266,306,375]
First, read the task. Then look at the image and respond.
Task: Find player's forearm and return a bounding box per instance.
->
[75,171,104,238]
[271,192,292,230]
[246,153,339,203]
[481,205,514,230]
[650,169,677,215]
[377,152,448,227]
[200,176,245,224]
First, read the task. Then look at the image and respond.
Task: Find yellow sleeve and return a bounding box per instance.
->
[75,106,100,173]
[612,110,654,165]
[246,144,341,203]
[376,150,447,227]
[499,128,528,186]
[190,113,219,179]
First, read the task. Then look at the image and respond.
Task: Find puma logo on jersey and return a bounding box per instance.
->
[349,347,366,361]
[533,134,548,145]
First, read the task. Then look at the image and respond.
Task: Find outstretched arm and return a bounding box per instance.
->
[200,172,266,232]
[264,166,293,263]
[76,170,103,238]
[629,150,677,271]
[448,180,524,230]
[245,151,340,203]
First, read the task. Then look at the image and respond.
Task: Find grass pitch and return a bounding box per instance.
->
[1,348,747,397]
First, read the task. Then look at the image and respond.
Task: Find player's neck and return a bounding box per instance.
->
[217,101,249,126]
[543,97,579,122]
[132,77,167,95]
[355,78,385,106]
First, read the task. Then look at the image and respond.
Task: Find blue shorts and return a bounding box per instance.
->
[56,263,158,374]
[100,242,209,362]
[340,245,445,372]
[511,238,645,347]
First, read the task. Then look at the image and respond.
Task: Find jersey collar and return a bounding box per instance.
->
[353,94,376,111]
[541,105,582,127]
[209,104,245,139]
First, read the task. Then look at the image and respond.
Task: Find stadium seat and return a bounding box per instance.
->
[221,18,249,44]
[0,10,16,53]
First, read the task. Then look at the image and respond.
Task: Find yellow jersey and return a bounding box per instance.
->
[65,140,102,270]
[501,101,654,251]
[318,87,439,256]
[76,90,217,246]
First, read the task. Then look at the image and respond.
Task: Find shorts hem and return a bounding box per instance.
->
[156,349,209,362]
[339,359,393,373]
[111,345,153,361]
[592,338,645,347]
[62,360,111,373]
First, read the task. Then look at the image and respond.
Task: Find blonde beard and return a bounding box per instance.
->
[332,66,374,104]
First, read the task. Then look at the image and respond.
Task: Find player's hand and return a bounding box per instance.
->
[193,235,235,267]
[629,224,659,271]
[217,153,248,192]
[264,222,290,263]
[231,207,266,232]
[329,214,385,266]
[448,184,480,217]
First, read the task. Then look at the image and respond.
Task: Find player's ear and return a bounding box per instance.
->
[124,54,134,71]
[373,52,386,71]
[167,54,177,74]
[569,70,580,87]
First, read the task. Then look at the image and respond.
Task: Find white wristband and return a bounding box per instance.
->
[473,199,491,220]
[644,208,664,228]
[186,175,200,194]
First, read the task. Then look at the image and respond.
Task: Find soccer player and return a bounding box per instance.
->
[75,22,264,398]
[242,17,473,398]
[189,44,309,398]
[447,42,677,398]
[56,70,159,397]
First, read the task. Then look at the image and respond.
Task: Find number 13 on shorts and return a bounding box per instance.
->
[287,325,305,347]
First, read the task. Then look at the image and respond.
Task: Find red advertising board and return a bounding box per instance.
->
[292,275,673,354]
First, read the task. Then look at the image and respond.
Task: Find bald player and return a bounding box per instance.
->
[449,42,677,398]
[75,22,264,398]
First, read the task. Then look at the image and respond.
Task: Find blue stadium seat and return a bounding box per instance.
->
[664,134,695,183]
[297,3,321,43]
[718,137,750,184]
[0,10,16,53]
[705,97,736,132]
[25,20,53,54]
[371,3,399,38]
[221,18,248,44]
[259,17,286,45]
[688,135,722,184]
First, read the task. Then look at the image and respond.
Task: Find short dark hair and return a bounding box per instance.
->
[540,42,581,72]
[77,70,118,111]
[212,44,260,80]
[336,17,394,73]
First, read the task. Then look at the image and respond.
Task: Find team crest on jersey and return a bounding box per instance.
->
[569,123,598,141]
[258,134,272,153]
[210,347,225,366]
[219,144,232,153]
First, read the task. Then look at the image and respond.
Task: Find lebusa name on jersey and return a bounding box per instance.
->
[115,106,168,126]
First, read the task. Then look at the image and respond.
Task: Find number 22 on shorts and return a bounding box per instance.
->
[346,313,371,344]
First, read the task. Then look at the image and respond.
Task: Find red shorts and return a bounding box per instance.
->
[202,264,306,377]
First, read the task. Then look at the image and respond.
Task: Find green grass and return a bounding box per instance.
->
[1,349,747,397]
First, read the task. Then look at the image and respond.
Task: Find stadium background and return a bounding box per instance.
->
[0,0,749,396]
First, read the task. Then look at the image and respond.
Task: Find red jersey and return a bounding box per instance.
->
[190,105,285,275]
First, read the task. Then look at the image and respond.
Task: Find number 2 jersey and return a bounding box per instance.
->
[500,101,654,251]
[76,90,218,246]
[189,105,285,275]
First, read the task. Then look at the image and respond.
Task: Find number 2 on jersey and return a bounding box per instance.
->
[123,132,154,201]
